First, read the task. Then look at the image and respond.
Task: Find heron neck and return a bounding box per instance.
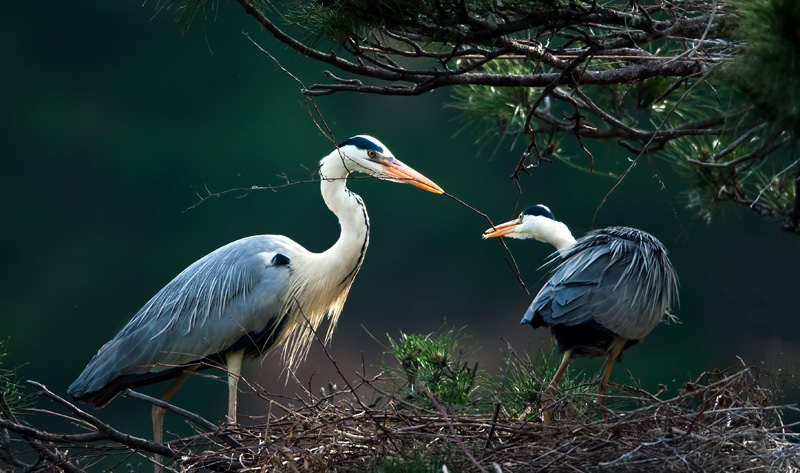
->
[317,154,370,281]
[541,220,576,257]
[275,154,368,373]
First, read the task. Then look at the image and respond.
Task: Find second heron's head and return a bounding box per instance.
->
[483,204,575,251]
[325,135,444,194]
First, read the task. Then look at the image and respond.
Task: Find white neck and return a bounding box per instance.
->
[536,219,576,257]
[276,152,370,373]
[317,152,370,283]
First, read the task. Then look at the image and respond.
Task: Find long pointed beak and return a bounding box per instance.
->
[483,219,520,238]
[380,159,444,194]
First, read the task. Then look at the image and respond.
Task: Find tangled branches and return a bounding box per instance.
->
[2,361,799,472]
[227,0,727,97]
[153,0,800,233]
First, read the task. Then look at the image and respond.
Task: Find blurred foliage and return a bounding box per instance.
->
[731,0,800,136]
[665,124,798,226]
[449,60,541,145]
[0,340,33,422]
[384,327,479,409]
[382,327,593,422]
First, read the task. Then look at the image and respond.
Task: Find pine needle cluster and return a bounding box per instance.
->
[488,348,591,421]
[731,0,800,136]
[0,340,33,423]
[383,327,480,409]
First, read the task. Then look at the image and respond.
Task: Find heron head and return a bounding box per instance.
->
[332,135,444,194]
[483,204,560,241]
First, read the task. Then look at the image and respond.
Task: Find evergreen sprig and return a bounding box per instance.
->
[0,340,33,422]
[490,348,590,421]
[732,0,800,136]
[384,327,479,408]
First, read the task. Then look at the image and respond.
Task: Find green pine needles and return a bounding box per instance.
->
[449,60,541,144]
[381,326,593,422]
[489,349,590,421]
[732,0,800,136]
[0,340,33,423]
[384,327,479,408]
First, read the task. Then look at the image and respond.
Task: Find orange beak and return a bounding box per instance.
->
[483,219,521,238]
[380,158,444,194]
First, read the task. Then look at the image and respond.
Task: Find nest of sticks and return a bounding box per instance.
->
[5,359,799,473]
[173,365,800,472]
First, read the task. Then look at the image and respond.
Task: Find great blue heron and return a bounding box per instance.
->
[484,204,677,423]
[68,135,443,443]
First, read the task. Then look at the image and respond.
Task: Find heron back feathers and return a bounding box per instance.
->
[522,226,678,342]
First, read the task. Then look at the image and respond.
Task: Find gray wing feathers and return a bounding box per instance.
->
[68,235,298,398]
[522,227,678,341]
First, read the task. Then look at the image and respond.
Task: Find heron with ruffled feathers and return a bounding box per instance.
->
[485,204,678,423]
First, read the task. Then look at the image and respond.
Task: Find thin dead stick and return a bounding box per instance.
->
[445,192,529,295]
[0,388,77,472]
[592,65,714,228]
[123,389,243,450]
[420,383,487,473]
[243,31,339,147]
[26,381,177,459]
[360,48,719,62]
[0,419,87,473]
[294,300,401,451]
[353,371,441,415]
[124,389,219,433]
[184,178,320,212]
[480,401,502,461]
[0,418,108,444]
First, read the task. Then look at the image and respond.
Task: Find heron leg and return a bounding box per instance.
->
[542,349,574,425]
[597,343,624,418]
[224,349,245,425]
[152,367,196,473]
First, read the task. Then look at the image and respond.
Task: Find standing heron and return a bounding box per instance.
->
[68,135,443,444]
[484,204,677,423]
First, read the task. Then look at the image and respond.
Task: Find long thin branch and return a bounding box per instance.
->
[27,381,178,458]
[421,384,487,473]
[123,389,243,450]
[304,59,705,96]
[233,0,405,83]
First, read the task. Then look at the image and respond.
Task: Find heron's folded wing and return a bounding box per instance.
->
[522,247,619,327]
[68,235,297,400]
[522,226,678,343]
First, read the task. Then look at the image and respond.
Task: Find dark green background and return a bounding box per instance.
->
[3,1,799,440]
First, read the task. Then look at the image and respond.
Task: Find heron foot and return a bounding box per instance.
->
[540,386,557,425]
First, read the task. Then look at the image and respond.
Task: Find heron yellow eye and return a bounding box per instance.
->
[368,150,377,158]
